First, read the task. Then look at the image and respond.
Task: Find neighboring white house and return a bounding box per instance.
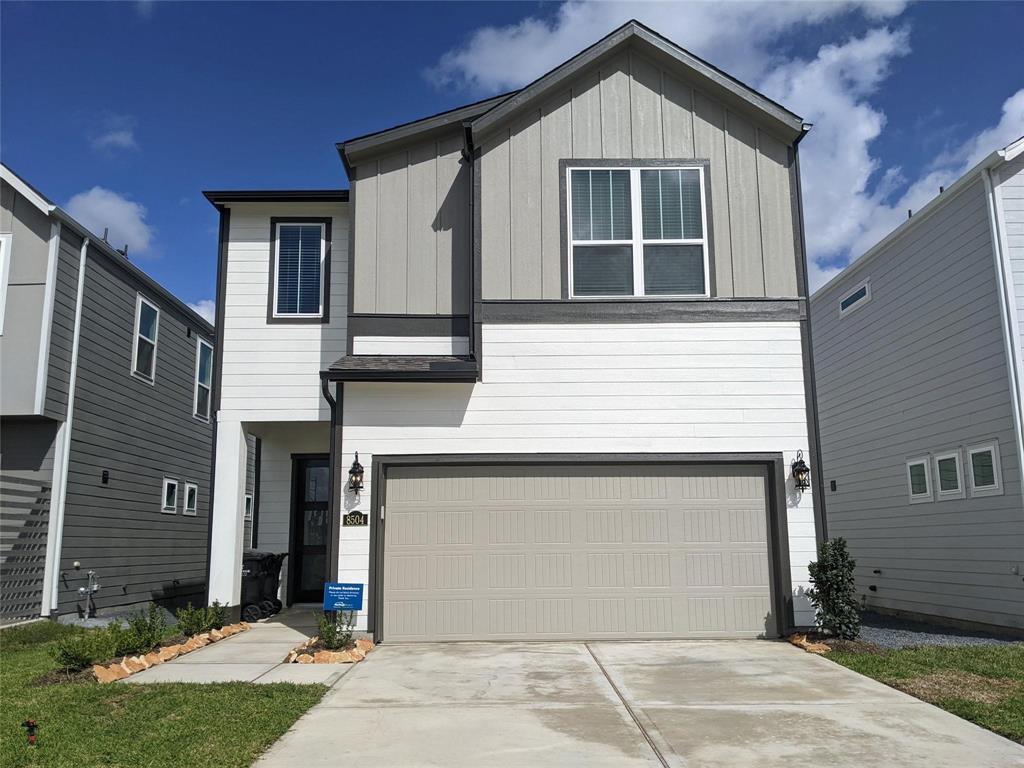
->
[811,137,1024,631]
[205,20,825,642]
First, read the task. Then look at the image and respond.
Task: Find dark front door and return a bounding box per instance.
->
[290,455,330,604]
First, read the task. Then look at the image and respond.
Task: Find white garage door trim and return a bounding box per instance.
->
[369,453,793,642]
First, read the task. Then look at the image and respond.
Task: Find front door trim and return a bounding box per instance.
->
[369,452,795,643]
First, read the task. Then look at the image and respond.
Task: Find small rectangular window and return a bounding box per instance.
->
[967,442,1002,497]
[162,478,178,513]
[133,294,160,381]
[567,165,709,299]
[244,493,253,521]
[839,279,871,317]
[933,450,964,500]
[184,483,198,516]
[906,458,931,503]
[194,339,214,420]
[274,222,325,317]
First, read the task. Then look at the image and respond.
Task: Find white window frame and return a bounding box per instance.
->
[272,221,326,318]
[244,493,253,521]
[906,457,932,504]
[184,482,198,516]
[0,232,12,335]
[933,449,965,500]
[132,293,160,383]
[162,477,179,514]
[565,165,711,299]
[966,441,1003,497]
[839,278,872,318]
[193,338,214,421]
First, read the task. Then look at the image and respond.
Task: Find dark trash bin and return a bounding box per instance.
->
[241,550,287,623]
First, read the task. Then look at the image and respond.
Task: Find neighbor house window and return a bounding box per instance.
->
[132,294,160,381]
[162,478,179,513]
[933,450,964,500]
[967,442,1002,497]
[567,166,709,298]
[839,279,871,317]
[0,233,11,335]
[906,458,931,504]
[273,221,325,318]
[244,493,253,521]
[184,483,198,516]
[194,338,213,420]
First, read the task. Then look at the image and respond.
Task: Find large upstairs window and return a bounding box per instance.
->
[272,221,326,319]
[567,165,709,298]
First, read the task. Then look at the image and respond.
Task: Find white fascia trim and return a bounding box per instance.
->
[33,221,62,415]
[0,233,12,335]
[40,236,88,615]
[983,166,1024,512]
[0,163,55,215]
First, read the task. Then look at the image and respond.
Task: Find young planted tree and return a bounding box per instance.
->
[806,537,861,639]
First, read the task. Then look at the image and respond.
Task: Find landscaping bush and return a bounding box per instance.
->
[315,610,355,650]
[176,601,227,636]
[121,603,168,654]
[50,632,102,672]
[806,536,861,640]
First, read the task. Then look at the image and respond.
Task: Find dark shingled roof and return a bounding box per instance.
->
[323,355,478,382]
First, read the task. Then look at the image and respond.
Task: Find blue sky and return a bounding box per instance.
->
[3,1,1023,316]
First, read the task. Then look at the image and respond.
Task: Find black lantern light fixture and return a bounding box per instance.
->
[347,452,365,494]
[791,450,811,492]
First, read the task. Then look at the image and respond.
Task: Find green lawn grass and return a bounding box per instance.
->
[1,621,326,768]
[828,643,1024,744]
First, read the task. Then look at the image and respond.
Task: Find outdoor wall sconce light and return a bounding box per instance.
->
[348,453,365,494]
[791,451,811,492]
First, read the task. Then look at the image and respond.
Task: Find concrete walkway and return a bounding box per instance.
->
[254,640,1024,768]
[126,610,349,685]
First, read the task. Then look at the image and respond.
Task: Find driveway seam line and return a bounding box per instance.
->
[584,643,676,768]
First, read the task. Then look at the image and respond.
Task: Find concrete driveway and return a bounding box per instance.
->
[256,640,1024,768]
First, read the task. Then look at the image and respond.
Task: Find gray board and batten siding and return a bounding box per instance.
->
[56,237,215,615]
[811,175,1024,630]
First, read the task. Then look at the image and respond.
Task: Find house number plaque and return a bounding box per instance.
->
[342,511,368,527]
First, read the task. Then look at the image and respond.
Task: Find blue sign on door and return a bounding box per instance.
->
[323,582,364,612]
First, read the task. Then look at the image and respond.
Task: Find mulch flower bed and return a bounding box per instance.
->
[91,622,251,683]
[284,637,374,664]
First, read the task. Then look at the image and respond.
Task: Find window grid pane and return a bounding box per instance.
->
[572,245,633,296]
[971,450,995,488]
[164,482,177,509]
[570,170,631,242]
[135,339,155,378]
[138,303,158,341]
[276,224,322,315]
[909,464,928,495]
[198,344,213,387]
[643,244,705,295]
[937,457,959,491]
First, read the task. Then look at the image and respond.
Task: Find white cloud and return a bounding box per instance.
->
[90,114,138,153]
[65,187,154,256]
[188,299,216,325]
[427,2,1021,293]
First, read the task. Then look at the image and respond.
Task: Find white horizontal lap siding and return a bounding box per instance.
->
[351,336,470,355]
[219,202,348,422]
[340,321,817,627]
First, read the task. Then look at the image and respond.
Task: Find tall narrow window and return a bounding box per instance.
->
[273,222,325,317]
[567,165,709,298]
[933,450,964,500]
[162,478,179,513]
[133,294,160,381]
[194,339,214,420]
[244,493,253,521]
[906,458,931,504]
[184,483,198,516]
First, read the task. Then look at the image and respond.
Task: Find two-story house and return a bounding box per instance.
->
[0,164,215,624]
[811,137,1024,631]
[206,20,825,641]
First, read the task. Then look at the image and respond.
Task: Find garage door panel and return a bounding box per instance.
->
[383,464,775,641]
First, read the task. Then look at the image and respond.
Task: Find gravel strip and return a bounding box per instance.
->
[858,611,1023,649]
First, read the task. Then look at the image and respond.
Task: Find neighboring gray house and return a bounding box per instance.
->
[811,137,1024,631]
[206,21,826,642]
[0,164,216,624]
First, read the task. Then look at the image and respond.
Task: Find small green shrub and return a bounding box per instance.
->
[121,603,168,654]
[807,537,861,640]
[175,601,227,636]
[50,633,99,672]
[315,610,355,650]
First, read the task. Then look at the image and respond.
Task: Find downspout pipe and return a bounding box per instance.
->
[41,236,89,616]
[321,376,342,584]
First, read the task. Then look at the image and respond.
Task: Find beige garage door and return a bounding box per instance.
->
[382,464,775,641]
